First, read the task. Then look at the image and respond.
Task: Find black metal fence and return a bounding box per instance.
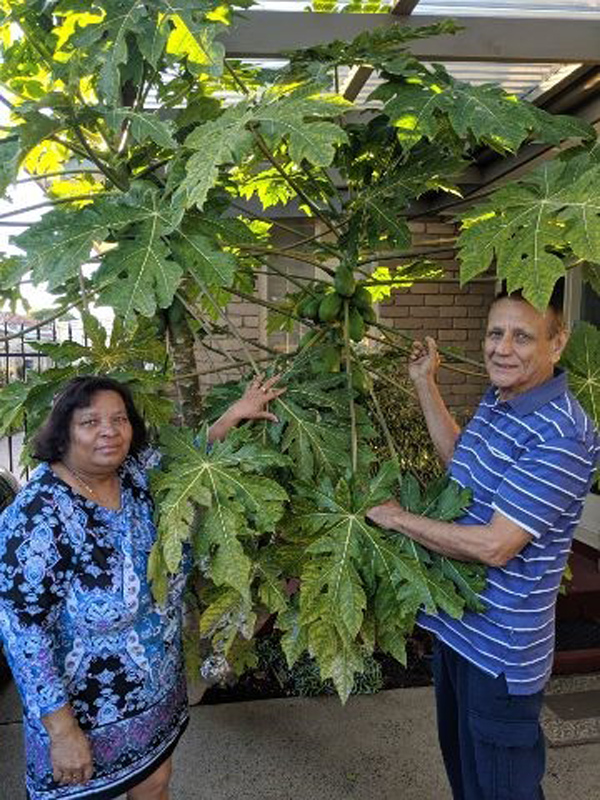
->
[0,318,83,483]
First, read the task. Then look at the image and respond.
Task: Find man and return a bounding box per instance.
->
[367,290,599,800]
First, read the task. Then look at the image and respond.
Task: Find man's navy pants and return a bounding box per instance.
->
[432,639,546,800]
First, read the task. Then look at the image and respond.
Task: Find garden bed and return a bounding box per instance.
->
[200,631,434,706]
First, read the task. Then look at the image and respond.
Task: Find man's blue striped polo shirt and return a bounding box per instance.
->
[418,371,600,695]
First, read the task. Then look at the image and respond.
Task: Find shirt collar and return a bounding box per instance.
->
[492,369,568,415]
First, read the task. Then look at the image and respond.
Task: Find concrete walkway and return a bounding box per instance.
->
[1,679,599,799]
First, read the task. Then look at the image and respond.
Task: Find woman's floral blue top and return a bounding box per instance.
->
[0,456,189,800]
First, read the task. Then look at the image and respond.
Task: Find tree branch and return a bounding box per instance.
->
[0,193,111,221]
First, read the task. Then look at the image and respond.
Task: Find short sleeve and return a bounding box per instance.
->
[492,437,596,538]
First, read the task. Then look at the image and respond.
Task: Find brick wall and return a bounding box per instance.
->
[379,218,495,415]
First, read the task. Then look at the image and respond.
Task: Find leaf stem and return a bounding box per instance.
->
[69,115,129,192]
[367,377,399,461]
[249,127,340,239]
[343,300,358,473]
[228,201,313,240]
[364,363,416,400]
[182,352,287,379]
[254,260,320,297]
[185,279,260,374]
[226,286,317,328]
[371,319,486,371]
[0,193,110,220]
[237,244,334,274]
[15,169,101,184]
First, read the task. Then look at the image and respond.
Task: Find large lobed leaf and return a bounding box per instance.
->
[560,322,600,429]
[281,463,483,701]
[96,185,185,321]
[457,152,600,309]
[372,70,593,156]
[150,425,290,606]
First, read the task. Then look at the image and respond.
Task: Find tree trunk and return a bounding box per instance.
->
[166,312,204,429]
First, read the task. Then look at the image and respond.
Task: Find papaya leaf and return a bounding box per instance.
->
[254,89,350,167]
[278,606,309,669]
[399,472,423,513]
[398,537,464,618]
[104,108,177,150]
[440,83,541,153]
[204,501,253,600]
[198,586,256,657]
[171,230,237,287]
[275,396,351,480]
[458,155,600,309]
[235,165,297,209]
[0,255,28,291]
[152,425,289,602]
[306,617,364,704]
[96,191,185,321]
[560,321,600,428]
[165,15,225,76]
[359,196,411,248]
[174,102,254,210]
[0,135,20,197]
[71,0,150,104]
[255,550,289,615]
[286,20,460,72]
[11,206,110,290]
[434,556,486,613]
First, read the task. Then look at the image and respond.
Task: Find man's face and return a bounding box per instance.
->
[484,297,567,400]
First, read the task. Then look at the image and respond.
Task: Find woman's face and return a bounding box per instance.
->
[64,390,133,473]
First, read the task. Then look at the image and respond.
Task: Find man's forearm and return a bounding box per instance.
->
[386,507,491,562]
[378,506,531,568]
[413,377,461,465]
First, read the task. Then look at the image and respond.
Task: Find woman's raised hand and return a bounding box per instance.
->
[208,374,287,443]
[233,374,286,423]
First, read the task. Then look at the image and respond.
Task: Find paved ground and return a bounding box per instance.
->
[1,679,599,800]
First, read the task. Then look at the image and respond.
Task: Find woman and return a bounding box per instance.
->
[0,374,283,800]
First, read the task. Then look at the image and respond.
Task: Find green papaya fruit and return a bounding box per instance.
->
[353,285,372,312]
[334,267,356,298]
[303,297,321,320]
[297,295,314,317]
[351,365,372,394]
[319,292,343,322]
[298,329,319,350]
[348,307,365,342]
[320,344,342,373]
[362,305,377,324]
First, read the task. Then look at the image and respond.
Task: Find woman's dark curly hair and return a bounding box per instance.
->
[32,376,147,462]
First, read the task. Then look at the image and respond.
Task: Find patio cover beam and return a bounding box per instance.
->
[221,13,600,64]
[393,0,423,13]
[342,0,421,100]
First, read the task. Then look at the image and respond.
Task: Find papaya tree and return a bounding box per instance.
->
[0,0,598,700]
